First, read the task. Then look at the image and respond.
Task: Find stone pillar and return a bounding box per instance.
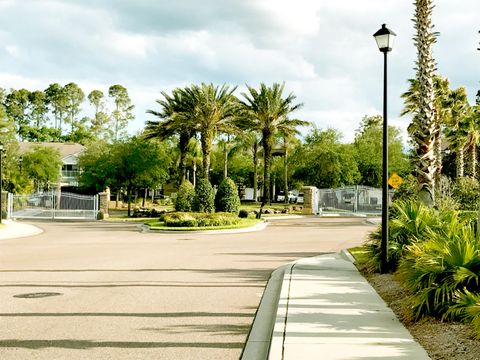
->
[302,186,317,215]
[98,189,110,219]
[1,191,7,219]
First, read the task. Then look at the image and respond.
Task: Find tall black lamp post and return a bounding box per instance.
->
[373,24,396,274]
[0,143,3,224]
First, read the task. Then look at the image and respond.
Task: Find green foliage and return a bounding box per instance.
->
[453,177,480,210]
[444,290,480,338]
[164,212,240,227]
[193,178,215,213]
[175,181,195,212]
[392,174,418,203]
[238,209,249,218]
[398,223,480,320]
[291,128,360,188]
[22,146,63,190]
[354,115,411,187]
[215,177,240,213]
[365,200,439,272]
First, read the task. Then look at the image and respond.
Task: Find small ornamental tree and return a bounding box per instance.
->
[175,180,195,212]
[215,177,240,213]
[193,178,215,213]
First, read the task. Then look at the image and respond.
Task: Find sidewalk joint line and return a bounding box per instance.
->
[281,263,295,360]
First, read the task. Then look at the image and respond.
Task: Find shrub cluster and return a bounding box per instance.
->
[163,212,241,228]
[364,199,480,335]
[193,178,215,213]
[175,181,195,212]
[215,178,241,213]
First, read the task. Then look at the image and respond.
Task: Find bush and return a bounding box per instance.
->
[392,174,418,203]
[175,181,195,212]
[398,222,480,320]
[164,212,198,227]
[365,200,439,272]
[453,177,480,211]
[215,178,241,213]
[163,212,240,227]
[238,209,249,218]
[193,178,215,213]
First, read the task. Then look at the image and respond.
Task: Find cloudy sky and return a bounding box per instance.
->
[0,0,478,142]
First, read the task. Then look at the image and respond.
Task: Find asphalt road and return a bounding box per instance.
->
[0,217,375,360]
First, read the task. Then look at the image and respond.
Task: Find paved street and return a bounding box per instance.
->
[0,217,374,360]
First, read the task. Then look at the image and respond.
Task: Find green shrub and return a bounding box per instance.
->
[193,178,215,213]
[175,181,195,212]
[392,174,418,203]
[215,178,241,213]
[365,200,439,272]
[163,212,240,227]
[398,222,480,320]
[164,212,198,227]
[238,209,249,218]
[453,177,480,211]
[445,290,480,338]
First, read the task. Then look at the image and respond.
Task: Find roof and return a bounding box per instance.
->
[17,142,85,159]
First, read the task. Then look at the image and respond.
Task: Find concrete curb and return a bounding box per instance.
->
[241,263,293,360]
[142,219,268,235]
[340,248,356,263]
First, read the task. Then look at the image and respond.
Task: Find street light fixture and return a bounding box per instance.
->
[373,24,396,274]
[0,143,4,224]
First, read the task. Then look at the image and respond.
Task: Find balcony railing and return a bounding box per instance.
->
[61,170,79,178]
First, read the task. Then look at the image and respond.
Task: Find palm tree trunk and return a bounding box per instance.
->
[201,130,213,180]
[178,132,189,185]
[253,142,258,203]
[457,147,464,178]
[284,139,288,204]
[223,141,228,179]
[261,132,272,208]
[471,142,477,179]
[414,0,437,206]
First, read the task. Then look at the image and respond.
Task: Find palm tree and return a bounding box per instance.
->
[401,76,450,184]
[459,106,480,178]
[411,0,438,206]
[445,87,470,178]
[185,83,239,179]
[231,131,262,202]
[145,88,196,185]
[240,83,306,211]
[185,138,202,187]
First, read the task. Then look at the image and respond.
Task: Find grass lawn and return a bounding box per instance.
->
[348,246,370,266]
[147,217,261,231]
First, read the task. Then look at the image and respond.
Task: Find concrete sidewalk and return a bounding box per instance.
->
[243,253,430,360]
[0,219,43,240]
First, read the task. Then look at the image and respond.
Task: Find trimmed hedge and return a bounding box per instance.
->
[193,178,215,213]
[238,209,249,218]
[164,212,241,227]
[215,177,240,213]
[175,180,195,212]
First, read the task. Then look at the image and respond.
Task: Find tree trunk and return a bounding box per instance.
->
[201,130,213,180]
[472,142,477,179]
[284,140,288,204]
[258,132,272,218]
[223,141,228,179]
[457,147,465,178]
[142,188,147,207]
[414,0,437,206]
[127,187,131,217]
[253,142,258,203]
[115,192,119,208]
[178,132,190,186]
[193,161,197,187]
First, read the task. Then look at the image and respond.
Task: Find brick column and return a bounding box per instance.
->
[98,190,110,219]
[301,186,317,215]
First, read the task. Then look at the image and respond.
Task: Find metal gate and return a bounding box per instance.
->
[10,192,98,220]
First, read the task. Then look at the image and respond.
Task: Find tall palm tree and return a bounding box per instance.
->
[240,83,306,211]
[459,106,480,178]
[445,87,470,178]
[185,83,239,179]
[144,88,196,185]
[185,138,202,187]
[411,0,438,206]
[401,76,450,184]
[231,131,262,202]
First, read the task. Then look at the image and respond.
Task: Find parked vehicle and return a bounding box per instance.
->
[276,191,296,203]
[296,193,304,204]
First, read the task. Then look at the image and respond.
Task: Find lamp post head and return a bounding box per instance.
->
[374,24,396,52]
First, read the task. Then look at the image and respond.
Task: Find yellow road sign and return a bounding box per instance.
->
[388,173,403,189]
